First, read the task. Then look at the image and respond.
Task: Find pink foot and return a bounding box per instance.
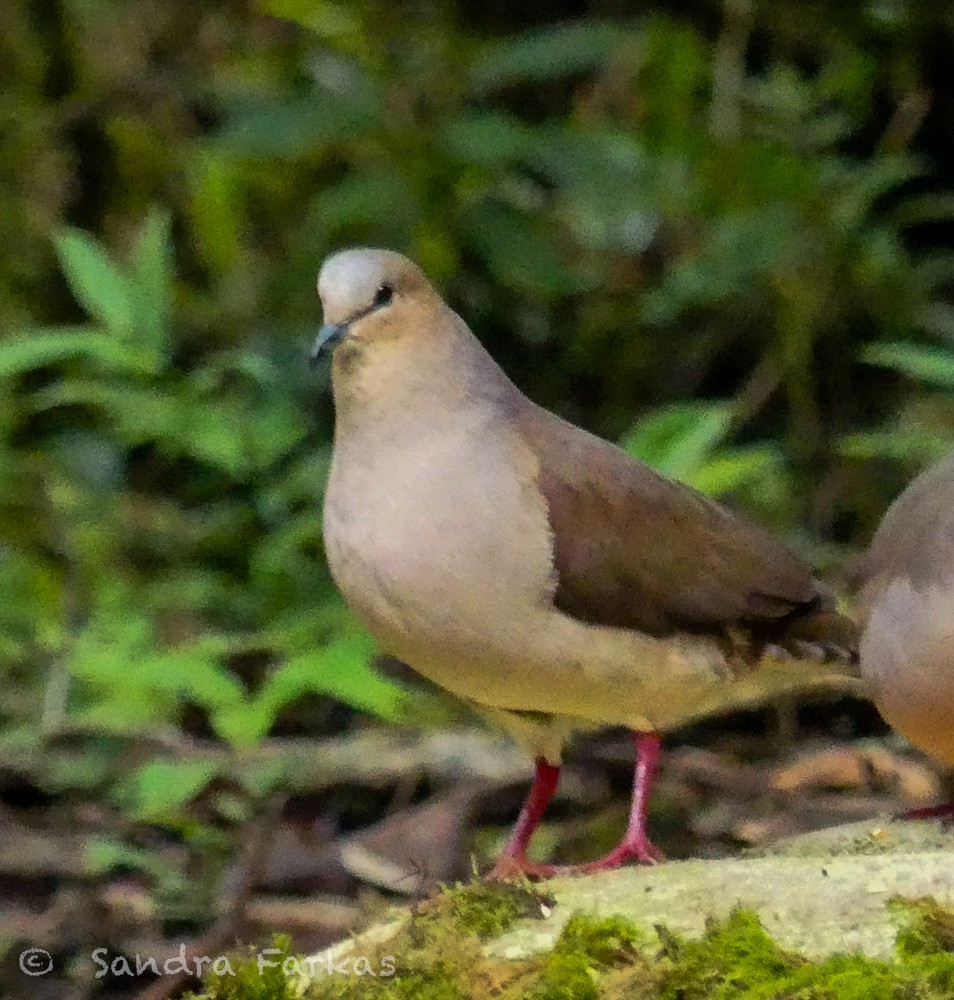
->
[581,836,666,873]
[486,758,561,882]
[579,732,666,873]
[485,733,668,879]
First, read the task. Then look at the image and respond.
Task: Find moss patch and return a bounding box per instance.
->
[426,879,555,938]
[183,935,299,1000]
[536,914,651,1000]
[893,895,954,957]
[187,892,954,1000]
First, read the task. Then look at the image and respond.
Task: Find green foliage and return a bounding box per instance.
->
[469,22,638,92]
[10,214,402,731]
[839,339,954,513]
[864,341,954,392]
[0,212,406,928]
[622,400,788,519]
[228,0,954,538]
[6,0,953,538]
[117,759,222,822]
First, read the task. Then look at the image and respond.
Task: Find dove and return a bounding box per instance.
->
[856,450,954,808]
[313,247,859,878]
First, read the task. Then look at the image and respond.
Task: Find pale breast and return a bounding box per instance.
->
[322,410,556,672]
[860,576,954,766]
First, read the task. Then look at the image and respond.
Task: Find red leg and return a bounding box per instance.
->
[487,759,561,880]
[897,801,954,821]
[582,731,666,872]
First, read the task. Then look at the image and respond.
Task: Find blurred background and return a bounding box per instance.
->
[5,0,954,995]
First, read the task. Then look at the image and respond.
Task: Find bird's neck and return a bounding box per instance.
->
[331,319,523,444]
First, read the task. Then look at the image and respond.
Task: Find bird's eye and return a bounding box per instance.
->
[373,283,394,308]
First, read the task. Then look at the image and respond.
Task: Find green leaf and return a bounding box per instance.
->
[174,395,251,476]
[309,169,420,238]
[209,701,276,749]
[188,148,243,275]
[281,633,406,718]
[119,759,220,822]
[620,402,786,499]
[464,201,582,297]
[837,426,952,462]
[826,155,919,234]
[0,327,158,378]
[131,208,173,358]
[259,0,361,38]
[211,632,405,748]
[862,342,954,390]
[85,836,166,877]
[54,228,134,336]
[67,690,180,737]
[236,757,292,797]
[621,401,732,478]
[890,192,954,230]
[42,744,117,792]
[136,645,247,710]
[688,448,782,497]
[31,380,179,444]
[470,21,634,92]
[440,112,537,167]
[637,17,708,140]
[216,96,379,158]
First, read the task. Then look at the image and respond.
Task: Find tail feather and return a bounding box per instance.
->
[757,587,859,666]
[776,608,859,664]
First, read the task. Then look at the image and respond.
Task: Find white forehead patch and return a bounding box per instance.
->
[319,249,381,305]
[317,247,410,321]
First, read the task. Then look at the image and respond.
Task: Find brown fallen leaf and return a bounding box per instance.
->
[339,785,488,894]
[772,742,942,806]
[772,746,868,794]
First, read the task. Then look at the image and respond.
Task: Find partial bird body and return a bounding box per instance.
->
[316,247,859,875]
[857,452,954,768]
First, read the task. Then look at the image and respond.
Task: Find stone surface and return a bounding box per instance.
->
[302,815,954,983]
[484,816,954,961]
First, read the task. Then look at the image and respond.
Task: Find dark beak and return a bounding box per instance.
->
[309,323,348,367]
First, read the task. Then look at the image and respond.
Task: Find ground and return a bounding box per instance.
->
[189,815,954,999]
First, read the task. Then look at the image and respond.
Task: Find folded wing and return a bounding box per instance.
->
[517,403,826,640]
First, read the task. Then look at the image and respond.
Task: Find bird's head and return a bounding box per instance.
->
[312,248,434,365]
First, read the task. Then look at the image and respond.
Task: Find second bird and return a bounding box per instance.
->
[313,247,859,879]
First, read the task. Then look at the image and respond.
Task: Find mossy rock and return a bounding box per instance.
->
[189,817,954,999]
[487,816,954,962]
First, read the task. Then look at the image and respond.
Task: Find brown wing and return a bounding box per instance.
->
[516,402,822,639]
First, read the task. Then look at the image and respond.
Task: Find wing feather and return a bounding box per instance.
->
[516,403,820,638]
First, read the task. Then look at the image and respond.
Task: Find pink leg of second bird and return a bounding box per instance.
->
[581,731,666,872]
[897,802,954,821]
[486,758,561,881]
